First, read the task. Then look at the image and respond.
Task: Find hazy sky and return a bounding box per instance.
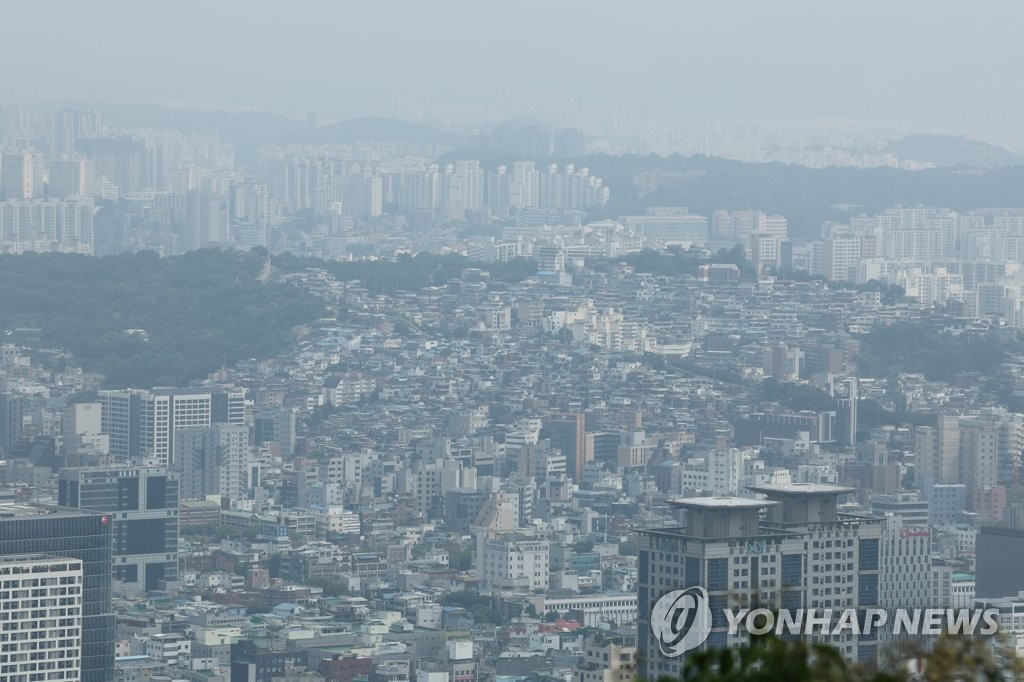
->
[3,0,1023,121]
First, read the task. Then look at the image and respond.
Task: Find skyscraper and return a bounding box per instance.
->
[0,554,85,682]
[0,504,114,682]
[139,389,213,466]
[98,388,246,464]
[638,484,881,679]
[58,466,179,595]
[836,376,858,448]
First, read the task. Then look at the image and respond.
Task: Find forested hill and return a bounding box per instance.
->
[0,249,324,388]
[0,249,541,388]
[585,155,1024,240]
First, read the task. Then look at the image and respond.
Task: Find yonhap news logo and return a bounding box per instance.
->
[650,587,713,656]
[650,585,1003,658]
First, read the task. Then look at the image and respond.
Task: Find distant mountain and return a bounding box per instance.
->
[885,134,1024,167]
[498,116,551,129]
[98,102,304,143]
[571,153,1024,241]
[98,105,463,161]
[288,117,464,147]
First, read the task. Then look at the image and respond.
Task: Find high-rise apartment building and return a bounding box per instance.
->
[445,161,484,221]
[58,466,179,595]
[0,197,95,254]
[77,137,158,195]
[1,150,43,199]
[48,158,94,198]
[58,107,100,155]
[511,161,539,209]
[0,504,114,682]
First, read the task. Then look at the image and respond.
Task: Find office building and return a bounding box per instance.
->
[878,516,931,610]
[0,391,27,455]
[0,554,84,682]
[175,423,257,501]
[823,233,862,282]
[253,408,296,457]
[545,413,590,481]
[62,401,108,463]
[734,411,836,446]
[58,466,179,595]
[140,390,213,467]
[577,636,636,682]
[230,640,309,682]
[98,388,245,465]
[835,376,858,448]
[870,491,929,527]
[443,489,489,534]
[96,390,139,461]
[914,415,961,486]
[638,484,881,680]
[958,417,999,492]
[0,504,114,682]
[476,529,550,592]
[976,525,1024,598]
[926,483,967,526]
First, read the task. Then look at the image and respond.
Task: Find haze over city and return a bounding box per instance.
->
[5,1,1024,125]
[4,3,1024,682]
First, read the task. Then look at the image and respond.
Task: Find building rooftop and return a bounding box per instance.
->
[0,553,81,566]
[748,483,856,496]
[667,496,778,509]
[0,502,102,519]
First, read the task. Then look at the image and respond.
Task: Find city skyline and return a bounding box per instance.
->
[4,3,1024,680]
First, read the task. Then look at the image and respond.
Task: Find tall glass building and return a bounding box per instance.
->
[0,504,114,682]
